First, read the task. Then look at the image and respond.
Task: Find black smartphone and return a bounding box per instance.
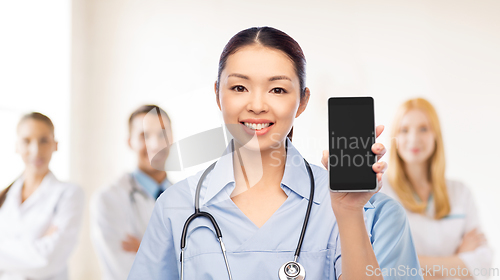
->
[328,97,378,192]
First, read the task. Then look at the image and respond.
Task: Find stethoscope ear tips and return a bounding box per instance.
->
[279,261,305,280]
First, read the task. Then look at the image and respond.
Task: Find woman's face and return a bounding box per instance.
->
[396,109,436,165]
[16,119,58,174]
[216,44,309,151]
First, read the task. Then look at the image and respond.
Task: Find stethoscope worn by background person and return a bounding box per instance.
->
[126,106,171,233]
[180,139,315,280]
[127,174,152,234]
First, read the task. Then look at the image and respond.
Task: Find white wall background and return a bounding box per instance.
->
[1,0,499,279]
[0,0,71,186]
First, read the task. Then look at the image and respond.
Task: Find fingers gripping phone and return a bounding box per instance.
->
[328,97,379,192]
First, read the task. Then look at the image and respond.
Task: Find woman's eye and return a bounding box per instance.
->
[420,126,428,132]
[271,88,287,94]
[231,85,247,92]
[400,128,408,134]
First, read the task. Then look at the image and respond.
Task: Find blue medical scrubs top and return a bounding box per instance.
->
[128,138,422,280]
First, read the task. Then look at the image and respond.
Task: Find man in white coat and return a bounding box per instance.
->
[90,105,174,280]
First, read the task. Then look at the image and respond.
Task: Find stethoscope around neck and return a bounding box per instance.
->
[179,139,315,280]
[128,174,153,233]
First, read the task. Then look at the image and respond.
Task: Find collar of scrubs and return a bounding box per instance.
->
[132,169,172,199]
[411,191,434,213]
[11,171,57,209]
[201,137,323,207]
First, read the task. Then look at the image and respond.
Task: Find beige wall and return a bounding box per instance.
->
[69,0,500,279]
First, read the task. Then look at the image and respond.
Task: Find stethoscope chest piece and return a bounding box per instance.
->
[279,261,305,280]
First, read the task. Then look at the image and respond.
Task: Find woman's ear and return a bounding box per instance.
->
[54,141,58,152]
[214,81,221,111]
[295,87,310,118]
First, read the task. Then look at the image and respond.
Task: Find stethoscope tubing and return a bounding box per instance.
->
[179,140,314,280]
[128,174,151,233]
[294,159,315,259]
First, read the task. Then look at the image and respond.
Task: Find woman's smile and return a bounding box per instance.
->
[240,118,275,136]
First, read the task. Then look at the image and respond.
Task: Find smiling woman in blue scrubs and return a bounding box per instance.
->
[127,27,422,280]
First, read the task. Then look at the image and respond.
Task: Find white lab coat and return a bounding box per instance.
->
[382,179,494,280]
[90,173,156,280]
[0,171,84,280]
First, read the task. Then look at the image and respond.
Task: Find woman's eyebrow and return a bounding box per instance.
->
[269,75,291,81]
[228,73,249,80]
[227,73,291,82]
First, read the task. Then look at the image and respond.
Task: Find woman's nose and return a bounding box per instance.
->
[407,129,420,144]
[247,91,268,114]
[29,141,40,156]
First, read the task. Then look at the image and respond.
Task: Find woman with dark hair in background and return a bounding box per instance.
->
[0,112,84,280]
[128,27,422,280]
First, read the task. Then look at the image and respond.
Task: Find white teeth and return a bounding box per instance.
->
[243,122,271,130]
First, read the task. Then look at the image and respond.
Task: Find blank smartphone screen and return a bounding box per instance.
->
[328,97,377,191]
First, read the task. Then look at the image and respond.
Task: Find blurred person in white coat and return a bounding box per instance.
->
[382,98,493,279]
[90,105,174,280]
[0,112,84,280]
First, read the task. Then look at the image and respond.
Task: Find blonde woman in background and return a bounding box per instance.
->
[382,98,493,279]
[0,112,84,280]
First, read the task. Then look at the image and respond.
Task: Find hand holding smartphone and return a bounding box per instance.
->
[328,97,378,192]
